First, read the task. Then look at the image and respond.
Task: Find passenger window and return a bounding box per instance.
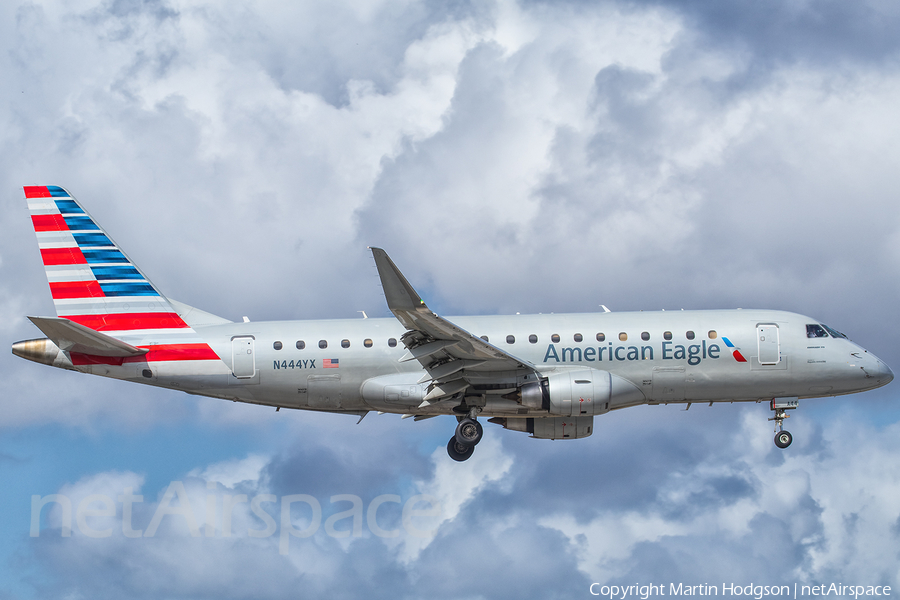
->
[364,339,373,348]
[506,335,515,344]
[388,338,397,347]
[296,340,305,350]
[529,334,538,344]
[807,324,829,338]
[341,339,350,348]
[663,331,672,341]
[708,330,717,339]
[574,333,583,342]
[273,341,283,350]
[551,334,560,343]
[480,335,489,342]
[596,333,605,342]
[318,340,328,349]
[686,331,695,340]
[619,332,627,342]
[641,332,650,341]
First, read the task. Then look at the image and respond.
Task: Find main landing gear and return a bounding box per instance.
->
[769,398,798,449]
[447,409,484,462]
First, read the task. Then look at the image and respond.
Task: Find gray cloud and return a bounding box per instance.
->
[21,409,900,597]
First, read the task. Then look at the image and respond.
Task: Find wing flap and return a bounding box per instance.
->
[27,316,149,357]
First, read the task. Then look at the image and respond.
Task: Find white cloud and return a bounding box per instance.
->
[538,410,900,584]
[4,0,900,596]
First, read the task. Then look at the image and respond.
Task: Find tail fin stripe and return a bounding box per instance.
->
[50,281,106,299]
[36,232,77,246]
[63,215,100,231]
[90,266,144,280]
[67,313,189,331]
[41,247,88,265]
[46,267,96,283]
[99,282,158,296]
[54,200,84,214]
[54,300,175,314]
[82,249,129,263]
[32,214,70,231]
[24,186,53,198]
[72,234,114,247]
[45,186,70,197]
[25,186,74,199]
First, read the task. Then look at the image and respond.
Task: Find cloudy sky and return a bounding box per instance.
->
[2,0,900,597]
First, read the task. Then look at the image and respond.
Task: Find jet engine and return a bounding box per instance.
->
[520,368,645,417]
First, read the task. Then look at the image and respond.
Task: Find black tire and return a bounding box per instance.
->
[455,418,483,447]
[447,436,474,462]
[774,430,793,449]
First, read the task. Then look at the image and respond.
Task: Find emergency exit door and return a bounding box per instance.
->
[757,324,780,365]
[232,337,256,378]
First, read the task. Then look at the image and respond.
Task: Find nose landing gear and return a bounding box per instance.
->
[769,398,798,449]
[447,408,484,462]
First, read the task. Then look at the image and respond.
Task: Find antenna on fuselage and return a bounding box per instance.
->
[600,305,611,313]
[358,311,368,319]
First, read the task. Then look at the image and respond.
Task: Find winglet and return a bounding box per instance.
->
[370,247,428,311]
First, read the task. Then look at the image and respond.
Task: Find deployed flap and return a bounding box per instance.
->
[370,248,538,398]
[27,316,148,357]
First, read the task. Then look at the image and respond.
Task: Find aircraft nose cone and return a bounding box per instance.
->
[868,356,893,387]
[877,361,894,384]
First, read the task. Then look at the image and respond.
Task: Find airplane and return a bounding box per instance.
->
[12,186,894,461]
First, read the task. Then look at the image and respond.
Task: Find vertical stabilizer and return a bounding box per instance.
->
[23,186,222,366]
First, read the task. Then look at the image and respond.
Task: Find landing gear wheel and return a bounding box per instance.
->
[455,418,483,447]
[447,436,474,462]
[774,430,793,449]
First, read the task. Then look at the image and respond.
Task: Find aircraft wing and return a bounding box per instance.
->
[370,248,538,402]
[28,316,149,358]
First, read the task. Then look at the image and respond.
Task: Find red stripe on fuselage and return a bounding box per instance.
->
[32,214,69,232]
[70,354,124,366]
[50,281,105,299]
[70,343,221,366]
[24,186,51,198]
[132,344,221,362]
[41,247,87,265]
[66,312,190,331]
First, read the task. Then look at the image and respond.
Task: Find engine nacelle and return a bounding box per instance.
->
[521,368,645,417]
[490,416,594,440]
[360,373,428,409]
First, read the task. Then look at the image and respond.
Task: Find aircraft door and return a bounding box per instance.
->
[652,367,685,402]
[308,375,342,409]
[757,324,781,365]
[231,336,256,378]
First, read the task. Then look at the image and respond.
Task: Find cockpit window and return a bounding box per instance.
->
[821,323,848,339]
[806,324,829,338]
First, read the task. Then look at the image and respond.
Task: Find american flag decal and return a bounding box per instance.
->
[323,358,339,369]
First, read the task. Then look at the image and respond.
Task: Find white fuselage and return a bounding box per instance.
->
[76,309,891,418]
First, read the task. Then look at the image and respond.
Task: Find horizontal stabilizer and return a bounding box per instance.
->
[27,316,148,358]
